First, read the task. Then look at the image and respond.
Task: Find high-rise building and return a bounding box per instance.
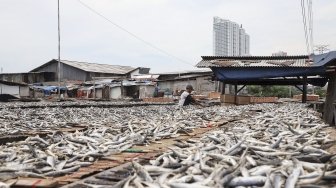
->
[213,17,250,56]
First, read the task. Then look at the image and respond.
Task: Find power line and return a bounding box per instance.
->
[300,0,315,55]
[77,0,195,67]
[308,0,314,53]
[57,0,61,100]
[301,0,310,54]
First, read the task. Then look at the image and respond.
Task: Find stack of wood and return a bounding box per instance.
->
[221,94,278,105]
[208,92,221,99]
[293,94,319,101]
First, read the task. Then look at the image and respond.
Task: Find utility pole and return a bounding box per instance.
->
[289,86,292,98]
[0,67,2,95]
[57,0,61,101]
[314,45,329,54]
[93,76,96,99]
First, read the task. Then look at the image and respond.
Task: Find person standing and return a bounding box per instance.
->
[153,84,159,97]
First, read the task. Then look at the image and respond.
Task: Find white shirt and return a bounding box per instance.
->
[178,91,190,106]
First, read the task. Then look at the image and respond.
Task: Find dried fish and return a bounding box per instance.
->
[97,103,334,187]
[0,102,334,187]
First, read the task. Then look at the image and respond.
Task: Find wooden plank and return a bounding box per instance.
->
[208,92,221,99]
[302,76,307,103]
[237,96,251,105]
[220,94,235,103]
[221,83,225,94]
[234,84,238,105]
[9,178,58,188]
[333,107,336,125]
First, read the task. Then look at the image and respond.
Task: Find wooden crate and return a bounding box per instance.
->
[293,95,301,100]
[293,94,319,101]
[220,95,251,105]
[237,96,251,105]
[208,92,221,99]
[220,94,235,103]
[193,95,207,100]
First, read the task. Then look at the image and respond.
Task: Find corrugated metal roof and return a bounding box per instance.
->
[152,69,212,75]
[132,74,160,80]
[157,74,212,82]
[60,60,137,74]
[196,55,312,68]
[31,59,138,75]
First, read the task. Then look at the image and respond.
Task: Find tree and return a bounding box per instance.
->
[247,86,301,98]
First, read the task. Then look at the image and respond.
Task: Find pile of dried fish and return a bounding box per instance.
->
[1,103,335,187]
[80,103,335,187]
[0,100,174,109]
[0,104,239,179]
[0,105,189,136]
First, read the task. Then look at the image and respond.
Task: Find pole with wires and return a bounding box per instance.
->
[57,0,61,101]
[0,67,2,95]
[300,0,314,55]
[308,0,314,53]
[314,45,329,54]
[301,0,310,54]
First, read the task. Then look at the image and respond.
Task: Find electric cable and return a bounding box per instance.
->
[77,0,195,67]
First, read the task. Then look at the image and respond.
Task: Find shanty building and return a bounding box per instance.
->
[0,80,29,99]
[0,72,55,84]
[196,54,333,104]
[76,79,156,100]
[30,59,150,82]
[196,51,336,125]
[150,70,217,95]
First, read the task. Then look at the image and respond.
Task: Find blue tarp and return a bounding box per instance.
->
[211,67,326,81]
[313,51,336,67]
[210,51,336,86]
[32,86,67,96]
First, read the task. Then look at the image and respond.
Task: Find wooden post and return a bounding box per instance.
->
[221,82,225,94]
[234,84,238,105]
[323,73,336,125]
[120,80,124,99]
[302,76,307,103]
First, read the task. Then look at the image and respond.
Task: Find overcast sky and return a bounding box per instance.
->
[0,0,335,73]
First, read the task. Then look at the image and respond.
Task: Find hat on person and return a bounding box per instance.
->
[186,85,193,90]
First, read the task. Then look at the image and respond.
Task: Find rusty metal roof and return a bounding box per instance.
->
[61,60,137,74]
[196,55,312,68]
[31,59,138,75]
[152,69,212,75]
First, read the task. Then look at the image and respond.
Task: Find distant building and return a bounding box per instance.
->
[0,80,29,99]
[0,72,55,84]
[213,17,250,56]
[151,70,216,95]
[74,80,156,100]
[272,51,288,56]
[30,59,150,82]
